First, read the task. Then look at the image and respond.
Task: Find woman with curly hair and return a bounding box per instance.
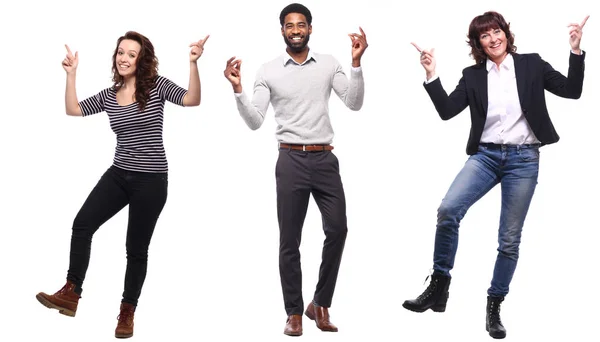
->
[36,31,209,338]
[404,12,587,339]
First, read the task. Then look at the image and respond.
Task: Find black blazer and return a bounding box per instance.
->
[424,52,585,155]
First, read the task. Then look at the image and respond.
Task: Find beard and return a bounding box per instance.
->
[284,34,310,53]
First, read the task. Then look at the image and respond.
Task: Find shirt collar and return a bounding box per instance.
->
[283,48,316,66]
[486,53,514,72]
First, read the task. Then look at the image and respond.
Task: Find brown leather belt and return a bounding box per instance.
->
[279,143,334,151]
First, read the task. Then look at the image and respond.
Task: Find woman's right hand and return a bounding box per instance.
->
[62,44,78,74]
[411,42,436,80]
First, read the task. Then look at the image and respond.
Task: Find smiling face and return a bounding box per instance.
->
[479,27,508,63]
[115,39,141,78]
[281,12,311,53]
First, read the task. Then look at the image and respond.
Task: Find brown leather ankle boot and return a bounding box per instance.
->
[115,303,136,339]
[36,280,81,317]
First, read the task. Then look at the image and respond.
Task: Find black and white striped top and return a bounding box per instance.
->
[79,76,187,173]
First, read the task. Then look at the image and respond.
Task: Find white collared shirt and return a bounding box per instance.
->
[479,53,539,144]
[282,48,316,66]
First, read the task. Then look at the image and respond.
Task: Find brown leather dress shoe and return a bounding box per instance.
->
[305,302,338,332]
[115,303,135,339]
[36,281,81,317]
[284,314,303,336]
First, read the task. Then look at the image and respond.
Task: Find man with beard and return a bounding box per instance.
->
[223,2,367,337]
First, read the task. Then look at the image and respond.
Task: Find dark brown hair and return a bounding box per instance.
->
[280,3,312,26]
[111,31,158,112]
[467,11,516,64]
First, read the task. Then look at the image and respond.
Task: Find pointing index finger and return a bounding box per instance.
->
[410,42,423,53]
[65,44,73,55]
[197,35,209,47]
[359,26,366,38]
[581,15,590,28]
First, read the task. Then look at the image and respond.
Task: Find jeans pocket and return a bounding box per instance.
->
[520,149,540,162]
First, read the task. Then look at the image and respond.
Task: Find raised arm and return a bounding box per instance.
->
[224,57,270,130]
[183,35,209,107]
[62,44,82,116]
[544,15,589,99]
[411,42,468,120]
[332,64,364,111]
[332,27,368,111]
[424,76,468,120]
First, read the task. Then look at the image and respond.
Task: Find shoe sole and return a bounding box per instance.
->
[402,302,446,313]
[283,331,302,337]
[115,332,134,339]
[36,293,76,317]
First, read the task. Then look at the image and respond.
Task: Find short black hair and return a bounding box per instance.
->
[279,3,312,26]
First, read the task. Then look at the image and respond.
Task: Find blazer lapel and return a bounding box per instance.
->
[474,63,488,116]
[512,53,528,109]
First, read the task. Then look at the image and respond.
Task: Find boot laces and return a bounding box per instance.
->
[416,278,437,301]
[489,300,502,323]
[56,283,73,296]
[56,284,69,295]
[117,308,134,326]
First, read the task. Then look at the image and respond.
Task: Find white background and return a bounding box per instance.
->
[1,0,597,341]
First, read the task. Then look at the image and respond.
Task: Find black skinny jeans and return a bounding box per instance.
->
[66,165,168,306]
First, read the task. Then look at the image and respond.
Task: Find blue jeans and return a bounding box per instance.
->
[433,144,539,297]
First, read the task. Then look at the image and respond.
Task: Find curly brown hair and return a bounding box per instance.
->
[111,31,159,112]
[466,11,517,65]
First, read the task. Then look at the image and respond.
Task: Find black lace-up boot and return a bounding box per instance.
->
[402,273,451,312]
[486,296,506,339]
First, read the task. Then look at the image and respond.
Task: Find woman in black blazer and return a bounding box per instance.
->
[403,11,588,339]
